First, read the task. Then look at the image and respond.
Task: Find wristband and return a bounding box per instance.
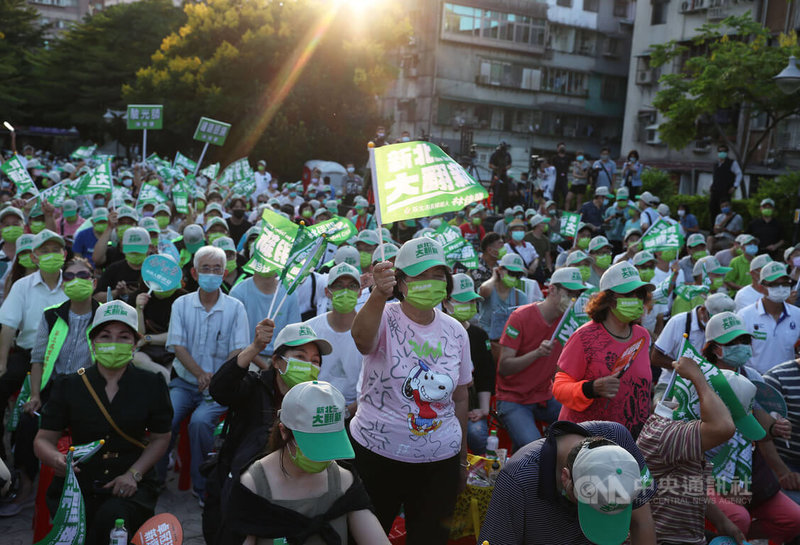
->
[582,380,596,399]
[769,422,777,438]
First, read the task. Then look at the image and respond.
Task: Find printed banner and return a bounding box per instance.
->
[70,145,97,160]
[219,158,253,187]
[373,141,488,223]
[137,183,168,205]
[173,152,196,173]
[245,209,299,274]
[561,212,581,239]
[653,272,672,305]
[674,283,709,302]
[1,155,39,196]
[70,158,113,195]
[304,215,357,245]
[127,105,163,130]
[641,223,684,253]
[279,227,327,293]
[200,163,220,180]
[193,116,231,146]
[34,449,86,545]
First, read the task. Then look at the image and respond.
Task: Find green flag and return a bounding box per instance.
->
[172,190,189,214]
[137,183,168,204]
[34,449,86,545]
[245,209,299,274]
[200,162,220,180]
[231,176,256,197]
[305,215,357,245]
[552,287,596,345]
[219,158,253,187]
[279,226,328,294]
[653,271,672,305]
[69,159,113,195]
[428,223,469,256]
[372,141,488,223]
[70,145,96,160]
[173,152,197,173]
[641,223,684,253]
[446,243,479,270]
[560,211,581,239]
[1,155,39,196]
[71,440,105,464]
[6,373,30,431]
[674,283,709,301]
[645,217,672,237]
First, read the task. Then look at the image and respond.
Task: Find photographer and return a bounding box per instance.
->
[591,147,616,190]
[621,150,643,194]
[489,142,512,212]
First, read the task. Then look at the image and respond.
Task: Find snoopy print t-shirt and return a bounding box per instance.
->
[350,303,474,463]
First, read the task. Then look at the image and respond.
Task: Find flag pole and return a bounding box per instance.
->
[142,128,148,165]
[269,235,327,320]
[549,298,576,343]
[663,333,689,401]
[367,142,385,263]
[26,178,66,203]
[194,142,210,176]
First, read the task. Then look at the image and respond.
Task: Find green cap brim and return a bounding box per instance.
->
[578,501,632,545]
[452,290,482,303]
[124,245,149,255]
[282,337,333,356]
[502,263,525,273]
[714,329,751,345]
[400,258,449,277]
[557,281,588,291]
[764,271,789,282]
[609,279,654,293]
[186,241,205,254]
[710,266,732,274]
[293,428,355,462]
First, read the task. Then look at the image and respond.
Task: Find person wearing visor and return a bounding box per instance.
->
[587,235,613,287]
[94,226,150,304]
[91,206,140,268]
[221,380,388,544]
[503,218,539,277]
[701,311,800,544]
[355,229,380,274]
[478,252,527,346]
[554,262,655,439]
[351,237,473,544]
[4,232,36,299]
[678,233,709,283]
[566,249,593,285]
[34,300,172,545]
[73,207,110,266]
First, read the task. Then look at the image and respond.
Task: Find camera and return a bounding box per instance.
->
[469,144,477,159]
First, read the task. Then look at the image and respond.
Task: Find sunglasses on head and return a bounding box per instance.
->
[62,270,91,281]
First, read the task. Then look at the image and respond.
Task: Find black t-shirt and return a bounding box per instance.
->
[467,324,495,409]
[551,154,571,184]
[142,288,187,333]
[749,218,784,251]
[227,218,253,247]
[94,259,143,300]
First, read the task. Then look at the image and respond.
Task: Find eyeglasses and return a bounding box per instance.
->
[198,266,224,274]
[63,270,92,281]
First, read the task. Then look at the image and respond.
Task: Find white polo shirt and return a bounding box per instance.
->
[738,299,800,374]
[734,285,761,311]
[166,290,250,383]
[0,271,67,350]
[654,307,707,386]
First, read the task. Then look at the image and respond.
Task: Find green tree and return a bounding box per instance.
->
[0,0,44,122]
[650,15,800,176]
[123,0,410,177]
[29,0,184,144]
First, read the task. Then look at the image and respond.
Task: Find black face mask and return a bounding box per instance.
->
[232,209,245,219]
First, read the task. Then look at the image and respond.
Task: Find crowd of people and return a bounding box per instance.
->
[0,136,799,545]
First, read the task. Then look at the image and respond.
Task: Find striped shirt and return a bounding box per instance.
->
[479,421,656,545]
[637,414,706,545]
[764,360,800,467]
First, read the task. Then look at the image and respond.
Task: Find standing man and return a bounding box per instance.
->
[489,142,512,212]
[343,162,363,207]
[252,159,271,204]
[591,147,616,190]
[551,142,571,209]
[709,144,742,222]
[749,198,784,259]
[710,200,743,251]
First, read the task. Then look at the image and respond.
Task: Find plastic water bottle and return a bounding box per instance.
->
[110,519,127,545]
[486,429,499,459]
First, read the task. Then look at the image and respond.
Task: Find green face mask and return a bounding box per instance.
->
[117,225,131,240]
[18,254,35,270]
[302,209,313,218]
[471,217,481,226]
[147,179,160,187]
[452,302,477,322]
[359,251,372,269]
[762,208,774,218]
[225,259,237,273]
[125,252,146,266]
[577,238,590,250]
[30,220,46,234]
[2,225,23,243]
[94,342,132,369]
[288,441,331,474]
[154,288,177,299]
[331,289,358,314]
[578,265,591,282]
[38,252,65,273]
[207,232,225,244]
[691,250,708,261]
[502,273,520,289]
[660,249,677,261]
[638,268,655,282]
[280,357,320,389]
[595,254,612,269]
[64,278,93,301]
[542,224,549,233]
[196,201,206,212]
[405,279,447,310]
[94,222,108,234]
[611,297,644,323]
[735,247,744,256]
[156,216,170,229]
[711,277,724,290]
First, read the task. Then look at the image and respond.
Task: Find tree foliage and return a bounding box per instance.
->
[0,0,44,120]
[123,0,411,177]
[650,15,800,171]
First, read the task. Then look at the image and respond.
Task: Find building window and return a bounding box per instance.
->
[541,68,589,97]
[603,37,621,57]
[443,3,547,49]
[557,0,573,6]
[575,29,597,56]
[478,58,542,90]
[583,0,599,12]
[650,0,668,24]
[613,0,629,17]
[601,76,626,100]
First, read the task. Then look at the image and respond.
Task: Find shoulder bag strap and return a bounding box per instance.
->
[78,368,146,449]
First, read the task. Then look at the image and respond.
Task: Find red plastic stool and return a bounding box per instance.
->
[177,417,191,491]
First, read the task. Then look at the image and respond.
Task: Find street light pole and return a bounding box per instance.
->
[774,55,800,244]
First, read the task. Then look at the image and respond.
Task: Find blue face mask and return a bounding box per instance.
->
[93,198,105,207]
[289,192,297,198]
[603,198,609,206]
[718,151,728,160]
[197,273,223,292]
[744,243,758,256]
[721,344,752,368]
[511,230,525,241]
[721,206,731,214]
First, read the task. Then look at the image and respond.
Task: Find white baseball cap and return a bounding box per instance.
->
[327,262,361,287]
[395,237,448,276]
[632,250,655,267]
[588,236,611,253]
[498,252,525,273]
[90,300,140,337]
[686,233,706,248]
[760,261,789,283]
[212,236,236,253]
[692,255,731,277]
[356,229,381,247]
[122,227,150,254]
[529,214,551,228]
[273,322,332,356]
[372,243,399,264]
[551,267,588,291]
[32,229,65,250]
[749,254,772,273]
[451,273,482,302]
[566,250,591,267]
[595,186,611,198]
[599,262,654,293]
[705,311,750,345]
[704,293,735,316]
[278,380,354,462]
[334,246,360,270]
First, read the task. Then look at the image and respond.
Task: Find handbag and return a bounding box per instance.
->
[78,368,147,449]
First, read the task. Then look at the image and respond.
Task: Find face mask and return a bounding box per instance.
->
[95,222,109,234]
[196,201,206,212]
[767,285,791,303]
[331,289,359,314]
[288,441,330,473]
[504,216,513,224]
[207,232,225,244]
[225,259,237,273]
[155,216,169,229]
[542,224,549,233]
[577,238,590,250]
[401,136,410,142]
[578,265,591,281]
[452,302,477,322]
[38,252,65,273]
[377,132,385,139]
[358,208,366,216]
[198,273,223,292]
[744,244,758,256]
[576,155,584,162]
[280,357,320,388]
[30,220,46,234]
[18,254,35,269]
[660,249,677,261]
[762,208,774,218]
[94,342,133,369]
[405,279,447,310]
[147,180,160,187]
[2,225,23,243]
[229,208,245,220]
[677,210,685,217]
[720,344,752,368]
[718,151,728,159]
[357,251,371,269]
[793,256,800,268]
[611,297,644,323]
[125,252,146,266]
[628,266,652,283]
[64,278,93,301]
[471,217,481,226]
[601,154,609,161]
[602,198,610,207]
[691,250,708,261]
[511,230,525,242]
[258,166,265,172]
[93,198,105,207]
[721,207,731,214]
[154,288,177,299]
[595,254,612,269]
[502,273,520,289]
[289,192,297,198]
[628,157,635,162]
[122,178,133,188]
[302,209,313,219]
[711,277,724,290]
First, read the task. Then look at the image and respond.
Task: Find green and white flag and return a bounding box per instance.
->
[641,223,684,253]
[447,243,479,270]
[71,158,113,195]
[70,145,96,160]
[645,217,672,237]
[219,158,253,187]
[172,190,189,214]
[137,183,168,205]
[279,226,328,293]
[674,283,709,302]
[35,449,86,545]
[372,141,488,223]
[6,373,30,431]
[1,155,39,197]
[173,152,197,173]
[231,176,256,197]
[653,272,672,305]
[71,440,105,464]
[427,223,469,256]
[304,215,357,245]
[245,209,299,275]
[553,287,596,345]
[561,212,581,239]
[200,163,220,180]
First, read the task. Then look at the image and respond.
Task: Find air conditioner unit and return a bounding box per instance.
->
[680,1,690,11]
[636,70,653,84]
[646,124,662,145]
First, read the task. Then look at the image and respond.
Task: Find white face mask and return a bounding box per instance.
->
[767,285,791,303]
[347,167,355,174]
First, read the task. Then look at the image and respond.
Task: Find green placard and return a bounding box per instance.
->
[193,116,231,146]
[127,104,163,130]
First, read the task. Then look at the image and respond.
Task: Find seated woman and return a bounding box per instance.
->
[220,380,388,545]
[34,300,172,545]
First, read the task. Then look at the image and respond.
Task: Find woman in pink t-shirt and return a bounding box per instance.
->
[553,261,654,438]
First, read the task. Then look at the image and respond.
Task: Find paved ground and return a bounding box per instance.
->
[1,467,204,545]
